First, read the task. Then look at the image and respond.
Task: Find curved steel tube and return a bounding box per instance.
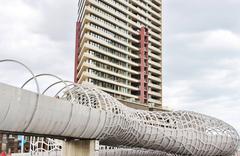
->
[0,60,239,156]
[0,80,239,156]
[63,84,240,156]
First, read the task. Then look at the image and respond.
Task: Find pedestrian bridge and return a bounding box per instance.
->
[0,59,239,156]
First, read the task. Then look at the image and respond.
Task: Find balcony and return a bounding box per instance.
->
[149,60,161,67]
[86,15,139,43]
[148,75,161,82]
[148,82,162,89]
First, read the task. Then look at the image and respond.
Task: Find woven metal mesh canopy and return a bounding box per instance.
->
[62,84,239,155]
[0,59,239,156]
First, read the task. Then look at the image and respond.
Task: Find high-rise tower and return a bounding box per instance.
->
[74,0,162,110]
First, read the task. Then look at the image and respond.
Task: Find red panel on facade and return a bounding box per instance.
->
[139,27,149,104]
[74,21,81,83]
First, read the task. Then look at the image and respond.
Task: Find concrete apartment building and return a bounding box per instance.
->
[74,0,162,110]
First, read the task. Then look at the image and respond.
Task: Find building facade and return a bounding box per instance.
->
[74,0,162,110]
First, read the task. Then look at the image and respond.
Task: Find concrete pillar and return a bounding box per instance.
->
[62,140,99,156]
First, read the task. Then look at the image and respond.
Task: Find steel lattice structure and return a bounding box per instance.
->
[30,137,62,154]
[61,84,239,156]
[0,59,239,156]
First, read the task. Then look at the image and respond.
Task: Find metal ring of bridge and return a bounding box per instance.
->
[42,80,74,96]
[21,74,78,136]
[0,59,40,133]
[21,74,74,100]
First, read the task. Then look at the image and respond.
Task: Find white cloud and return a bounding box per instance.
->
[174,30,240,51]
[0,0,77,82]
[163,2,240,133]
[202,30,240,50]
[164,57,240,134]
[0,0,77,97]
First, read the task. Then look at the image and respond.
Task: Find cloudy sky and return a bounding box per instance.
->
[0,0,239,133]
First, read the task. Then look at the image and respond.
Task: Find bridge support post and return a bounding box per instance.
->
[62,140,99,156]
